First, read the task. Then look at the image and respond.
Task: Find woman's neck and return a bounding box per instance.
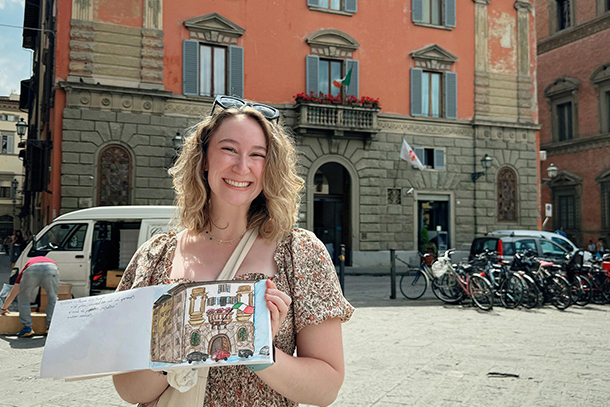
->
[207,201,249,240]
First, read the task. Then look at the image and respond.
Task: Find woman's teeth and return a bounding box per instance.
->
[224,179,250,188]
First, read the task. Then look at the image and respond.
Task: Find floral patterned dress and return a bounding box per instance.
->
[116,228,354,406]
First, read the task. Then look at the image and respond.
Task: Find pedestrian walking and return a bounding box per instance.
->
[0,256,59,337]
[11,230,25,264]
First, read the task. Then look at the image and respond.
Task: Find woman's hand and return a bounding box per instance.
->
[265,279,291,337]
[1,309,9,316]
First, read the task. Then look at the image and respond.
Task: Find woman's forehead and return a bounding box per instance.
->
[212,115,268,147]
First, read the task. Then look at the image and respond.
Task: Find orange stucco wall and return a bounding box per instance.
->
[163,0,476,118]
[97,0,143,27]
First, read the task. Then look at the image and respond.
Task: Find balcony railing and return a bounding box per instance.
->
[294,102,380,136]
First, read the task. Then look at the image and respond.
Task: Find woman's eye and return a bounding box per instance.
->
[252,153,266,158]
[222,147,236,153]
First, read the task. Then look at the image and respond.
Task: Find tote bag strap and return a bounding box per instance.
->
[217,228,259,280]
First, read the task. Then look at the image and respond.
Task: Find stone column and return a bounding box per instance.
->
[515,0,534,123]
[473,0,491,120]
[72,0,93,21]
[141,0,165,89]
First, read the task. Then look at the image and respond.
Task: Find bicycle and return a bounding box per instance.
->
[472,250,525,309]
[399,253,434,300]
[431,250,494,311]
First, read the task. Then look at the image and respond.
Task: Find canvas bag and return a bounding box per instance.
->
[151,228,259,407]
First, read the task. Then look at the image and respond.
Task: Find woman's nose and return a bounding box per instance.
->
[233,154,249,173]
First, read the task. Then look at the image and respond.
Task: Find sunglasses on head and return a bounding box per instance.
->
[211,95,280,122]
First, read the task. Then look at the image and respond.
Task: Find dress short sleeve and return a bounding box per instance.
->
[288,229,354,334]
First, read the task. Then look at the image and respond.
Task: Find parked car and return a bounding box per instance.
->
[259,346,270,356]
[469,235,569,263]
[238,349,254,358]
[489,230,592,261]
[212,349,231,362]
[186,351,208,364]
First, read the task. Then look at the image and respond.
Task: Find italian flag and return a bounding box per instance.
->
[232,302,254,314]
[333,68,353,88]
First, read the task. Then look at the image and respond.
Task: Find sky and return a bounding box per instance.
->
[0,0,33,96]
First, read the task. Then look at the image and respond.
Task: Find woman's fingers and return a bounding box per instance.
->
[265,278,291,336]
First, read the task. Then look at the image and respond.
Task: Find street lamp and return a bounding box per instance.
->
[546,163,558,179]
[11,179,19,230]
[471,154,493,182]
[172,132,183,152]
[15,118,27,141]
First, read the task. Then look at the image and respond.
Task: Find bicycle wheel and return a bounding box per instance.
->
[400,270,428,300]
[520,274,542,309]
[574,275,592,307]
[469,274,494,311]
[499,274,524,309]
[432,272,464,304]
[548,275,572,310]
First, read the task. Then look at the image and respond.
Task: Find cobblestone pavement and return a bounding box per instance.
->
[1,272,610,406]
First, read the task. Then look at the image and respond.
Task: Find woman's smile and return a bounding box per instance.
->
[223,178,252,188]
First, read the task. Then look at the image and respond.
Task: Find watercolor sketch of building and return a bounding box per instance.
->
[150,281,256,364]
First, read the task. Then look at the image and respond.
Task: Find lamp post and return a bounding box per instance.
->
[11,179,18,230]
[546,163,558,179]
[15,118,27,141]
[471,154,493,182]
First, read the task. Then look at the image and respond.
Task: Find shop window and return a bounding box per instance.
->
[497,167,518,222]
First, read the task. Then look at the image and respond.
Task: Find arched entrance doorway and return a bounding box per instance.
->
[313,162,351,265]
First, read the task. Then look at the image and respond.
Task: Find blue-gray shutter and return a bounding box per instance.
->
[228,45,244,98]
[344,0,357,13]
[7,135,14,154]
[411,68,424,116]
[434,149,445,170]
[306,55,320,97]
[345,59,359,99]
[183,40,199,96]
[414,147,425,166]
[445,71,458,119]
[444,0,456,27]
[412,0,423,23]
[307,0,319,6]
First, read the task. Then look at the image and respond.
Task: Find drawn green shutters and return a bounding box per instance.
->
[445,71,458,119]
[445,0,456,27]
[345,59,359,99]
[412,0,423,23]
[306,55,320,97]
[411,68,424,116]
[191,331,200,346]
[344,0,358,13]
[183,40,199,96]
[238,327,248,341]
[228,45,244,98]
[434,149,445,170]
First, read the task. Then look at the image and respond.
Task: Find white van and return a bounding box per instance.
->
[13,206,176,298]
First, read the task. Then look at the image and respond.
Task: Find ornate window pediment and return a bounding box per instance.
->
[184,13,245,45]
[410,44,458,71]
[544,77,579,99]
[549,170,582,188]
[595,167,610,183]
[591,62,610,85]
[306,29,359,58]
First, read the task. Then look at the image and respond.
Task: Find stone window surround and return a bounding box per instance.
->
[548,171,582,235]
[596,167,610,230]
[548,0,576,35]
[597,0,610,16]
[306,29,360,59]
[544,77,580,143]
[183,13,245,46]
[410,44,458,72]
[591,62,610,134]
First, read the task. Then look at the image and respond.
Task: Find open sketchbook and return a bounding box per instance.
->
[40,279,273,379]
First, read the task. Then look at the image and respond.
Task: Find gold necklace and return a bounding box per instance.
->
[205,229,247,245]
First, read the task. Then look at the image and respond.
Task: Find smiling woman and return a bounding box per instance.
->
[112,96,354,407]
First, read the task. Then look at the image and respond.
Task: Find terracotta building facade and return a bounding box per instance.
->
[25,0,540,265]
[537,0,610,246]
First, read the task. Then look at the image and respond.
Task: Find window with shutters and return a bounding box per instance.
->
[182,13,245,98]
[544,78,579,143]
[410,45,458,119]
[319,58,344,98]
[307,0,357,15]
[98,144,131,206]
[413,147,445,170]
[591,62,610,134]
[497,167,518,222]
[557,195,576,230]
[0,134,14,154]
[412,0,456,29]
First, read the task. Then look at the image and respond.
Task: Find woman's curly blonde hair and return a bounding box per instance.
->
[169,106,304,242]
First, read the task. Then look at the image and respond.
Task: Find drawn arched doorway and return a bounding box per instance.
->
[97,144,132,206]
[313,162,352,265]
